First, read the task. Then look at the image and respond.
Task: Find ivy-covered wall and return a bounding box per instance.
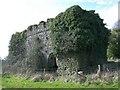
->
[50,5,110,74]
[6,5,110,75]
[7,18,57,73]
[8,30,27,64]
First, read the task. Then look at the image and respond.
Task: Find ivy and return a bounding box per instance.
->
[9,30,27,56]
[50,5,110,65]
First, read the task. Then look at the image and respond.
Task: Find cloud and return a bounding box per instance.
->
[65,0,119,5]
[0,0,66,58]
[0,0,118,58]
[119,1,120,20]
[96,3,118,29]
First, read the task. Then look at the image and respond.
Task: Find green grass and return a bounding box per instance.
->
[2,74,118,88]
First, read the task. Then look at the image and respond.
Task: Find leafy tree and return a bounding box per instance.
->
[50,5,109,67]
[107,27,120,59]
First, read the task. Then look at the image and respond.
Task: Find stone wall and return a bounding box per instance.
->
[25,19,55,71]
[26,20,52,58]
[4,18,119,75]
[4,18,58,73]
[56,52,80,75]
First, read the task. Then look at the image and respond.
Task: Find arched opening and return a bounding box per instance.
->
[47,53,58,72]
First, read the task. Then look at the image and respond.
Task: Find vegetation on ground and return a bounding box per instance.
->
[2,74,118,88]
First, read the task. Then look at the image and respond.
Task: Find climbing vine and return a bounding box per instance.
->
[50,5,110,65]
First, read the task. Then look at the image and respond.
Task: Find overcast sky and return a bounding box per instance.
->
[0,0,119,59]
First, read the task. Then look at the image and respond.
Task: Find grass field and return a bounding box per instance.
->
[2,74,118,88]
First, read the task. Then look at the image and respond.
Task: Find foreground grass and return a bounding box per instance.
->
[2,75,118,88]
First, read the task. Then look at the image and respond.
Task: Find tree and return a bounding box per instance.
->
[50,5,109,68]
[107,21,120,59]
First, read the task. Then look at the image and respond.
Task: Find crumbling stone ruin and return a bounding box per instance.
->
[26,19,53,71]
[4,18,59,74]
[3,5,119,77]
